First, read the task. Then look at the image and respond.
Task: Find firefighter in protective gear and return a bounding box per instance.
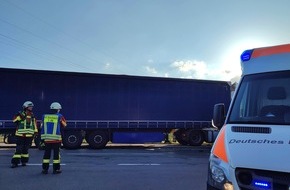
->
[11,101,38,168]
[41,102,67,174]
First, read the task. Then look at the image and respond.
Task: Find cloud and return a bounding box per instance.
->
[170,60,208,79]
[141,59,240,82]
[145,66,158,74]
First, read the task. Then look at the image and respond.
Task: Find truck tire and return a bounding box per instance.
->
[188,130,204,146]
[86,131,109,149]
[62,131,83,149]
[174,130,189,145]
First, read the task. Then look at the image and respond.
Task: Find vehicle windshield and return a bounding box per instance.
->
[228,71,290,125]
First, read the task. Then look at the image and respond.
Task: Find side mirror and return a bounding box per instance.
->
[213,103,226,129]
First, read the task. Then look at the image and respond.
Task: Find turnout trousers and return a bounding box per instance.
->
[42,142,61,171]
[11,136,33,165]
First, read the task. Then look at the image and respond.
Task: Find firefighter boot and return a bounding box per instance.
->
[11,163,18,168]
[11,155,20,168]
[53,169,62,174]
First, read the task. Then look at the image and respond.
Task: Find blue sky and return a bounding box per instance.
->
[1,0,290,82]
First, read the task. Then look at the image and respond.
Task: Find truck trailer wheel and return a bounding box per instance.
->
[174,130,189,145]
[62,131,83,149]
[86,131,109,149]
[187,130,204,146]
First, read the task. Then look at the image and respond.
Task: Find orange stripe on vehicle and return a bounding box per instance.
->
[252,44,290,58]
[212,126,228,163]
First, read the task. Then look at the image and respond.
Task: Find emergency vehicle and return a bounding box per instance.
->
[207,43,290,189]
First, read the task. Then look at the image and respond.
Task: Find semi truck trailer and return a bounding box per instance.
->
[0,67,231,149]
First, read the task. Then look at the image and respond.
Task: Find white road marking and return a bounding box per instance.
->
[26,163,66,166]
[118,163,160,166]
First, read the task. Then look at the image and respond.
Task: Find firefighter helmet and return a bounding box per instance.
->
[50,102,62,110]
[23,101,34,108]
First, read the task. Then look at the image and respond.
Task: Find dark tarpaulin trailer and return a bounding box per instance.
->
[0,68,231,149]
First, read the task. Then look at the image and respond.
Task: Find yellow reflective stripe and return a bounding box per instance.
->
[13,154,21,158]
[44,115,59,122]
[34,120,38,132]
[24,118,27,129]
[15,133,33,137]
[17,128,35,134]
[44,120,47,135]
[53,159,60,164]
[41,134,62,140]
[21,154,29,158]
[41,134,61,139]
[43,159,50,163]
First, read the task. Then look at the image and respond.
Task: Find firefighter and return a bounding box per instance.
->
[41,102,67,174]
[11,101,38,168]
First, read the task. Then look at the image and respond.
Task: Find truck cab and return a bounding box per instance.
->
[207,44,290,189]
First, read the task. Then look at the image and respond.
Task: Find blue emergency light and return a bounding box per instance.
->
[253,180,271,189]
[240,49,253,62]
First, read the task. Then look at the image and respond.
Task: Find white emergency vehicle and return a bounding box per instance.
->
[207,44,290,190]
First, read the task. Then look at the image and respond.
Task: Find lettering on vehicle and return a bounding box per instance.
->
[229,139,287,145]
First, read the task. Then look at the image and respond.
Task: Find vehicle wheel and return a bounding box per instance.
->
[174,130,189,145]
[86,131,109,149]
[188,130,204,146]
[62,131,83,149]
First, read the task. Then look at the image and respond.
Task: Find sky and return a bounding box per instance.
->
[1,0,290,82]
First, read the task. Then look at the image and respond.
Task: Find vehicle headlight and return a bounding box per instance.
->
[210,165,225,183]
[207,155,233,190]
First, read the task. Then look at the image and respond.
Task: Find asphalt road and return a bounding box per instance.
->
[0,144,211,190]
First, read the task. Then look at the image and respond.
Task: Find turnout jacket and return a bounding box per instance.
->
[13,110,38,137]
[41,113,67,143]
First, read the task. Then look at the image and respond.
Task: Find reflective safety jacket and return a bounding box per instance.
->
[41,113,66,142]
[13,111,37,137]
